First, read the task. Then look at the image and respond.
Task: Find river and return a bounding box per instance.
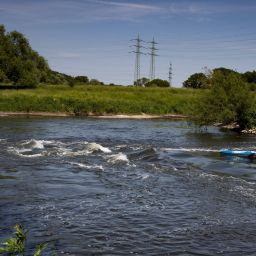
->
[0,117,256,255]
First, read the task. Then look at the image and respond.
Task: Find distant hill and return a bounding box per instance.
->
[0,24,90,88]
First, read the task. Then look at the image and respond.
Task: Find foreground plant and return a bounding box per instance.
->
[0,224,47,256]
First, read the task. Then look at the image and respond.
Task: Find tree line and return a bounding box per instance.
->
[0,24,103,88]
[183,67,256,91]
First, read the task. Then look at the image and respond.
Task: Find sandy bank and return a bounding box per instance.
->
[0,111,73,117]
[0,111,187,119]
[90,114,187,119]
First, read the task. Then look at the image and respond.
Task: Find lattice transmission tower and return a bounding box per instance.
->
[129,34,146,86]
[169,62,172,87]
[148,37,159,81]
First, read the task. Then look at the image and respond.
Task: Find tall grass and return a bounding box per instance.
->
[0,85,204,115]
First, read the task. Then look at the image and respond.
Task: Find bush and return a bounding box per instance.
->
[195,71,256,129]
[74,76,89,84]
[183,73,208,89]
[145,79,169,87]
[89,79,104,85]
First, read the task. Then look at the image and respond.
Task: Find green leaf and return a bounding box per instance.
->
[33,243,47,256]
[0,224,26,254]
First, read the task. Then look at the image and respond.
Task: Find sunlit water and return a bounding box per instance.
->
[1,117,256,255]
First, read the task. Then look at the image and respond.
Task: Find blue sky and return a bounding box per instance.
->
[1,0,256,86]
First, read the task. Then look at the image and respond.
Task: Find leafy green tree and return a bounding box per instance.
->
[0,25,51,88]
[8,31,31,58]
[242,71,256,90]
[145,78,169,87]
[183,73,208,89]
[195,71,256,129]
[212,67,240,78]
[134,77,149,86]
[74,76,89,84]
[89,79,104,85]
[0,24,93,88]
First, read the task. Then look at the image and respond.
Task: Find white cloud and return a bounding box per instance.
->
[2,0,256,26]
[166,1,256,16]
[0,0,163,25]
[89,0,161,11]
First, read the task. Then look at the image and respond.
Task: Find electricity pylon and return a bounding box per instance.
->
[148,37,159,81]
[169,62,172,87]
[129,34,146,86]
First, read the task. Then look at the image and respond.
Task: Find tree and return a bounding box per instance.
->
[0,24,90,88]
[8,31,31,58]
[0,25,51,88]
[195,71,256,129]
[183,73,208,89]
[145,78,169,87]
[74,76,89,84]
[134,77,149,86]
[242,71,256,84]
[212,67,239,77]
[89,79,104,85]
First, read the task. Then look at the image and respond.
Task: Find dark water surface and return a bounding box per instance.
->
[1,117,256,255]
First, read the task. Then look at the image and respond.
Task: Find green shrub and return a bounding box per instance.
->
[183,73,208,89]
[145,79,170,87]
[195,71,256,129]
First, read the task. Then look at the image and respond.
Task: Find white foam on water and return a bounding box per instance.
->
[21,139,45,149]
[114,145,128,149]
[53,142,111,157]
[130,146,144,151]
[11,149,46,158]
[140,173,150,180]
[8,139,55,157]
[8,147,31,153]
[86,142,112,153]
[161,147,219,153]
[107,153,129,163]
[69,162,104,171]
[8,140,112,158]
[19,153,45,158]
[56,147,74,156]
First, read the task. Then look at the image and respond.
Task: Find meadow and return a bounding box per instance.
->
[0,85,204,116]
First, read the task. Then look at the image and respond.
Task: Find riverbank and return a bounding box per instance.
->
[0,111,187,119]
[216,122,256,134]
[0,85,202,116]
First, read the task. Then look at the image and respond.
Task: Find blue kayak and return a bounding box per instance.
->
[220,149,256,158]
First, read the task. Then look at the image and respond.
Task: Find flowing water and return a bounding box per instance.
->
[1,117,256,255]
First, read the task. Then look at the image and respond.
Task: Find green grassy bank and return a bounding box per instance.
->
[0,85,204,116]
